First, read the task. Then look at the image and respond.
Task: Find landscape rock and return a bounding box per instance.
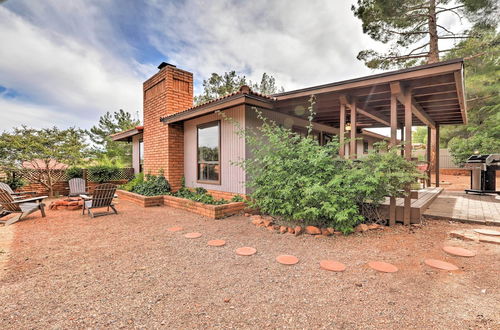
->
[305,226,321,235]
[355,224,369,232]
[326,227,335,235]
[263,219,273,227]
[449,230,477,241]
[479,235,500,245]
[367,223,381,230]
[287,227,295,234]
[279,226,288,234]
[321,228,332,236]
[294,226,303,236]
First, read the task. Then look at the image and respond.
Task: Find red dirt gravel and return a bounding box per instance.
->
[0,200,499,328]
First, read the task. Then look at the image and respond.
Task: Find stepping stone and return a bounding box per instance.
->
[474,229,500,237]
[235,247,257,256]
[424,259,459,271]
[184,232,202,239]
[368,261,398,273]
[167,227,183,232]
[319,260,346,272]
[207,239,226,247]
[276,255,299,265]
[442,246,476,257]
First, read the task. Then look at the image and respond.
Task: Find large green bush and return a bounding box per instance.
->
[87,165,121,183]
[132,173,171,196]
[224,100,420,233]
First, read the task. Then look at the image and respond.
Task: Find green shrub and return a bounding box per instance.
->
[222,99,421,233]
[87,165,121,183]
[173,187,228,205]
[121,172,144,192]
[231,194,245,202]
[3,171,25,190]
[132,173,171,196]
[66,166,84,180]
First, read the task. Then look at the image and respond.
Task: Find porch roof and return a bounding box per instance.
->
[110,126,143,142]
[272,58,466,128]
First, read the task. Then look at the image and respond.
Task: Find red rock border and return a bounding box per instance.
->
[116,190,246,219]
[246,214,384,237]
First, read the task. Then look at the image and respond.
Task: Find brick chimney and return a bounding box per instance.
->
[142,62,193,190]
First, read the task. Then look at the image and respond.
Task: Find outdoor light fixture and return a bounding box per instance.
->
[345,122,352,131]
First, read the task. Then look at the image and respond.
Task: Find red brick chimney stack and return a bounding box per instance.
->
[142,62,193,190]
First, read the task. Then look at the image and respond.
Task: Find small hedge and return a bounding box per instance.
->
[87,165,121,183]
[174,187,228,205]
[66,166,84,180]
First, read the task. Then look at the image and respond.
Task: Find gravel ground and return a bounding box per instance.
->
[0,200,499,329]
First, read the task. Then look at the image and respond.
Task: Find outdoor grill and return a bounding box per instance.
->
[463,154,500,194]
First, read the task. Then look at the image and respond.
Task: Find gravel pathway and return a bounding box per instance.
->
[0,200,499,329]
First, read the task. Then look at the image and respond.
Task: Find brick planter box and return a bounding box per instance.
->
[163,195,246,219]
[116,189,164,207]
[116,190,246,219]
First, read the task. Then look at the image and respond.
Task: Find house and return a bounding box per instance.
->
[113,59,466,201]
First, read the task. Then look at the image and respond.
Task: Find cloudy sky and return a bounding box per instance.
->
[0,0,464,132]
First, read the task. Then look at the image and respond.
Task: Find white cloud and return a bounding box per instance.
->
[146,0,386,93]
[0,5,151,131]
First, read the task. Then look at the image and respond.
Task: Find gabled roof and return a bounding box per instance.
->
[160,85,274,124]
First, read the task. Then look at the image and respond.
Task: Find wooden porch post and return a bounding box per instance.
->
[339,103,346,157]
[350,99,357,159]
[430,126,440,187]
[426,126,432,187]
[389,93,398,226]
[403,90,413,225]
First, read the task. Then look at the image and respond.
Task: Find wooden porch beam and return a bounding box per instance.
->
[340,94,392,127]
[339,103,346,157]
[454,71,467,124]
[350,99,357,159]
[403,90,413,225]
[391,81,436,129]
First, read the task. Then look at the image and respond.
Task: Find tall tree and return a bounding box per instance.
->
[87,109,140,166]
[351,0,498,69]
[442,27,500,164]
[194,71,284,105]
[0,126,87,196]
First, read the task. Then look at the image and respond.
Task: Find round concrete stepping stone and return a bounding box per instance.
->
[184,232,202,239]
[474,229,500,236]
[443,246,476,257]
[319,260,346,272]
[368,261,398,273]
[276,255,299,265]
[235,247,257,256]
[207,239,226,247]
[424,258,459,271]
[167,226,183,232]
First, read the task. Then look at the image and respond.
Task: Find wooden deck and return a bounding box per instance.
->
[423,191,500,226]
[378,187,443,224]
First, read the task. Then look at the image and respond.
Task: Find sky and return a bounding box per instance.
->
[0,0,465,133]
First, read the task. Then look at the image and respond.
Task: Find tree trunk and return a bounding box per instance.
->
[427,0,439,63]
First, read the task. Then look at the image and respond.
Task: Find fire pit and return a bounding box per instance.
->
[50,198,84,211]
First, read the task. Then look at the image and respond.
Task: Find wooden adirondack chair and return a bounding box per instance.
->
[0,189,47,226]
[0,182,36,198]
[67,178,87,197]
[80,183,118,218]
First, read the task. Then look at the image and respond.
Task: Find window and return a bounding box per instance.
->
[197,121,220,183]
[139,139,144,172]
[363,140,369,154]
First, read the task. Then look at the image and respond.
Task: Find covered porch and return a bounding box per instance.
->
[272,59,467,225]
